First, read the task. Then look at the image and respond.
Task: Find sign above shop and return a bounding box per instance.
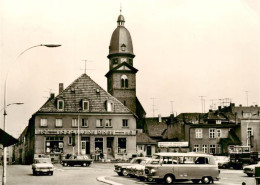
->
[35,129,136,136]
[158,142,189,148]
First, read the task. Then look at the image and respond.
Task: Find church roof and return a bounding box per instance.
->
[108,14,134,58]
[38,73,132,114]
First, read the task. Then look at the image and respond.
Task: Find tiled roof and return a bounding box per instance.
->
[146,117,167,137]
[136,133,157,144]
[176,113,204,124]
[38,73,131,114]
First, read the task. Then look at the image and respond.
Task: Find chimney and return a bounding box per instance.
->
[158,114,162,123]
[59,83,64,94]
[239,104,242,107]
[49,93,55,100]
[255,105,258,107]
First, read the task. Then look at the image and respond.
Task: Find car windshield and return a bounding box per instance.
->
[34,158,52,164]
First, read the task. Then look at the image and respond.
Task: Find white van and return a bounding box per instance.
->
[144,152,220,184]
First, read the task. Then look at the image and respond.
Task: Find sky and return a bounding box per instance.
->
[0,0,259,137]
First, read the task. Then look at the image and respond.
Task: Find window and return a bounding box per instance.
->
[121,75,128,88]
[106,101,113,112]
[118,138,126,154]
[209,144,216,154]
[68,137,72,145]
[121,44,126,51]
[216,129,221,138]
[195,128,203,138]
[216,120,221,124]
[56,119,62,127]
[81,118,88,127]
[40,119,47,127]
[96,119,103,127]
[105,119,112,127]
[243,112,252,118]
[202,145,208,153]
[122,119,128,127]
[129,59,133,65]
[194,144,200,152]
[217,144,221,154]
[112,58,118,65]
[247,127,253,137]
[57,99,64,110]
[82,100,89,111]
[209,128,215,138]
[72,119,78,127]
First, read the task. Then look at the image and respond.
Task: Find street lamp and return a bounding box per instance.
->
[2,44,61,185]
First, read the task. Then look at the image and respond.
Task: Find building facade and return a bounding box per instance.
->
[18,74,137,164]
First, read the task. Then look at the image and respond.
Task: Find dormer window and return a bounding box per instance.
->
[82,100,89,111]
[106,100,114,112]
[121,44,126,51]
[121,75,128,88]
[57,99,64,110]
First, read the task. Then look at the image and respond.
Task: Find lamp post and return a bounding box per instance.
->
[2,44,61,185]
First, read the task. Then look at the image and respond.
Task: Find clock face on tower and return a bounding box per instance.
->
[121,58,127,63]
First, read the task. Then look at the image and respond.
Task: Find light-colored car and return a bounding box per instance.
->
[243,161,260,177]
[214,156,230,169]
[32,158,54,176]
[114,157,149,176]
[125,158,153,178]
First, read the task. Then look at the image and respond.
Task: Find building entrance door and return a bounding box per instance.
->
[95,138,103,161]
[81,137,90,155]
[146,145,152,156]
[107,137,114,158]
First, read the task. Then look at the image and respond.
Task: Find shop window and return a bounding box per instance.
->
[57,99,64,110]
[118,138,126,154]
[122,119,128,127]
[72,118,78,127]
[105,119,112,127]
[82,100,89,111]
[40,119,47,127]
[68,137,72,145]
[82,118,88,127]
[56,119,62,127]
[195,128,202,138]
[96,119,103,127]
[209,128,215,138]
[45,137,64,154]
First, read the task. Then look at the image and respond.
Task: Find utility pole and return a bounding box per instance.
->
[151,97,157,117]
[245,91,249,106]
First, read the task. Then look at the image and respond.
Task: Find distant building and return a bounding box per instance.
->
[136,132,157,157]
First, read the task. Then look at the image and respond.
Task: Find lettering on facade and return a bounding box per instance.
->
[35,129,136,136]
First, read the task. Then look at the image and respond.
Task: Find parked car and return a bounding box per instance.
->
[125,158,152,178]
[145,152,220,184]
[32,157,54,176]
[114,157,149,176]
[214,156,230,169]
[61,155,92,167]
[134,158,159,182]
[243,161,260,177]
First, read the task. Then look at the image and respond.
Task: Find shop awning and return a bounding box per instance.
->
[0,129,18,147]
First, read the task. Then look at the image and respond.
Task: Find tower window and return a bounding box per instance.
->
[129,59,133,65]
[121,44,126,51]
[112,58,118,65]
[121,75,128,88]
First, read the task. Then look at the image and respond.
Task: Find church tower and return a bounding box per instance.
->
[106,13,138,114]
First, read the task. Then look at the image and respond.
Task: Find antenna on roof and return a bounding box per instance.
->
[170,101,174,114]
[120,3,122,14]
[151,97,158,117]
[245,91,249,106]
[199,96,206,113]
[81,59,95,74]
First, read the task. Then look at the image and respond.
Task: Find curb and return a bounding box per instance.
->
[96,176,123,185]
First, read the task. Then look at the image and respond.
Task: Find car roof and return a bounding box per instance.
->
[154,152,212,157]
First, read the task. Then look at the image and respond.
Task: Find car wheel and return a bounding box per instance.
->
[192,179,200,184]
[247,173,253,177]
[201,176,212,184]
[164,174,175,184]
[82,163,87,167]
[122,169,128,176]
[63,162,68,167]
[49,172,53,176]
[139,177,145,181]
[117,172,123,176]
[33,170,37,176]
[147,177,153,182]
